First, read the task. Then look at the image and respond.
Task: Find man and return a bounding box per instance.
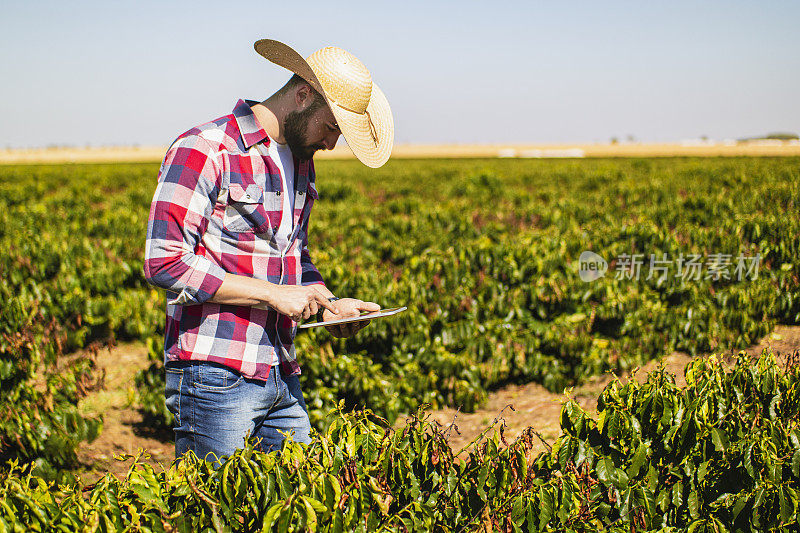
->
[143,39,393,463]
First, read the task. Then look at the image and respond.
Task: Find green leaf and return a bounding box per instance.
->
[276,467,292,498]
[793,451,800,478]
[672,482,684,508]
[301,497,319,532]
[627,443,648,479]
[261,502,284,532]
[779,486,795,524]
[711,428,728,453]
[636,486,656,517]
[477,462,489,490]
[276,502,293,533]
[596,457,614,486]
[619,487,632,520]
[331,508,344,533]
[732,493,748,521]
[769,457,781,483]
[753,487,766,509]
[558,436,572,468]
[539,488,554,527]
[711,516,731,533]
[697,461,708,484]
[657,488,670,513]
[744,443,756,479]
[688,490,699,519]
[790,430,800,451]
[768,394,780,420]
[612,467,630,490]
[445,470,457,496]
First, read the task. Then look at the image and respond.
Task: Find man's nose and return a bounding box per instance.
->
[324,132,341,150]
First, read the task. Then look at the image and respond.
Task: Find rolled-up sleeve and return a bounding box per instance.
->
[144,135,227,305]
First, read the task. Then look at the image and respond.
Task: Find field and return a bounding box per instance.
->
[1,157,799,531]
[2,141,800,165]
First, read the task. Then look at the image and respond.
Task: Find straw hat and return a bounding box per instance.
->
[254,39,393,168]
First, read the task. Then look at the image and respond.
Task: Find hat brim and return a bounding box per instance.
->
[254,39,393,168]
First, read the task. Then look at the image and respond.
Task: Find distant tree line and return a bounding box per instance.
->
[738,132,799,142]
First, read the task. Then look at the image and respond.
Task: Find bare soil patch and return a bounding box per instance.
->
[76,343,173,482]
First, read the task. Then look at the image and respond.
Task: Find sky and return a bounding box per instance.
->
[1,1,799,148]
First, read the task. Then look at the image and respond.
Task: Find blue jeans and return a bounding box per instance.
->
[164,360,311,463]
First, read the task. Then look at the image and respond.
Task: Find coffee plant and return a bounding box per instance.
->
[0,157,798,481]
[1,348,797,531]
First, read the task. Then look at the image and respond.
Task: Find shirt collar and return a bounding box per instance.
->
[233,99,269,149]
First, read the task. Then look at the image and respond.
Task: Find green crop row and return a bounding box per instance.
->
[139,158,800,431]
[2,348,798,532]
[290,158,800,427]
[0,158,798,476]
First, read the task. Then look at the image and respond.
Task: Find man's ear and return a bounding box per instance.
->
[295,84,313,110]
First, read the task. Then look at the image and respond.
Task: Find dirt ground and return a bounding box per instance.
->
[76,343,174,482]
[76,325,800,483]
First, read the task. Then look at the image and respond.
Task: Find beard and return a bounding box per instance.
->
[283,105,326,161]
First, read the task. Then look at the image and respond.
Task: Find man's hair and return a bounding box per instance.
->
[282,74,326,112]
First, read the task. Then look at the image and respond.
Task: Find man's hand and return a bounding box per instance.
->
[323,298,380,338]
[269,284,339,322]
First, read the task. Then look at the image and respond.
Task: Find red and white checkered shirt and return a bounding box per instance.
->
[144,99,326,380]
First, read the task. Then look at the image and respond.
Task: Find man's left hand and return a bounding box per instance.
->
[323,298,380,338]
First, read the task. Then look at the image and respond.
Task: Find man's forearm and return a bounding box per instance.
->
[208,274,335,308]
[208,273,277,307]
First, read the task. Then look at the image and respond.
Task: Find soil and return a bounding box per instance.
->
[76,343,174,482]
[75,325,800,483]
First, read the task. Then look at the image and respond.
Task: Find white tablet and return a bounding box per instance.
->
[298,306,407,329]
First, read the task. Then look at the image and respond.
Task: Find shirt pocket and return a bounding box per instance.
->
[223,183,267,233]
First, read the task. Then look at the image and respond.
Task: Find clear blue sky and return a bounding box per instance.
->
[2,1,798,148]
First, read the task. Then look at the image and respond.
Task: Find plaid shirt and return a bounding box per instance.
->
[144,99,326,380]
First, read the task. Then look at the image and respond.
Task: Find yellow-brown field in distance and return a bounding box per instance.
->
[1,141,799,164]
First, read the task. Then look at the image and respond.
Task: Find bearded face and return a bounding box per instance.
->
[283,100,327,161]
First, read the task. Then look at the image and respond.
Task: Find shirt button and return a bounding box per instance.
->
[299,191,304,195]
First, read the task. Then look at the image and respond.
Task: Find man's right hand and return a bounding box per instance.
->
[267,284,339,322]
